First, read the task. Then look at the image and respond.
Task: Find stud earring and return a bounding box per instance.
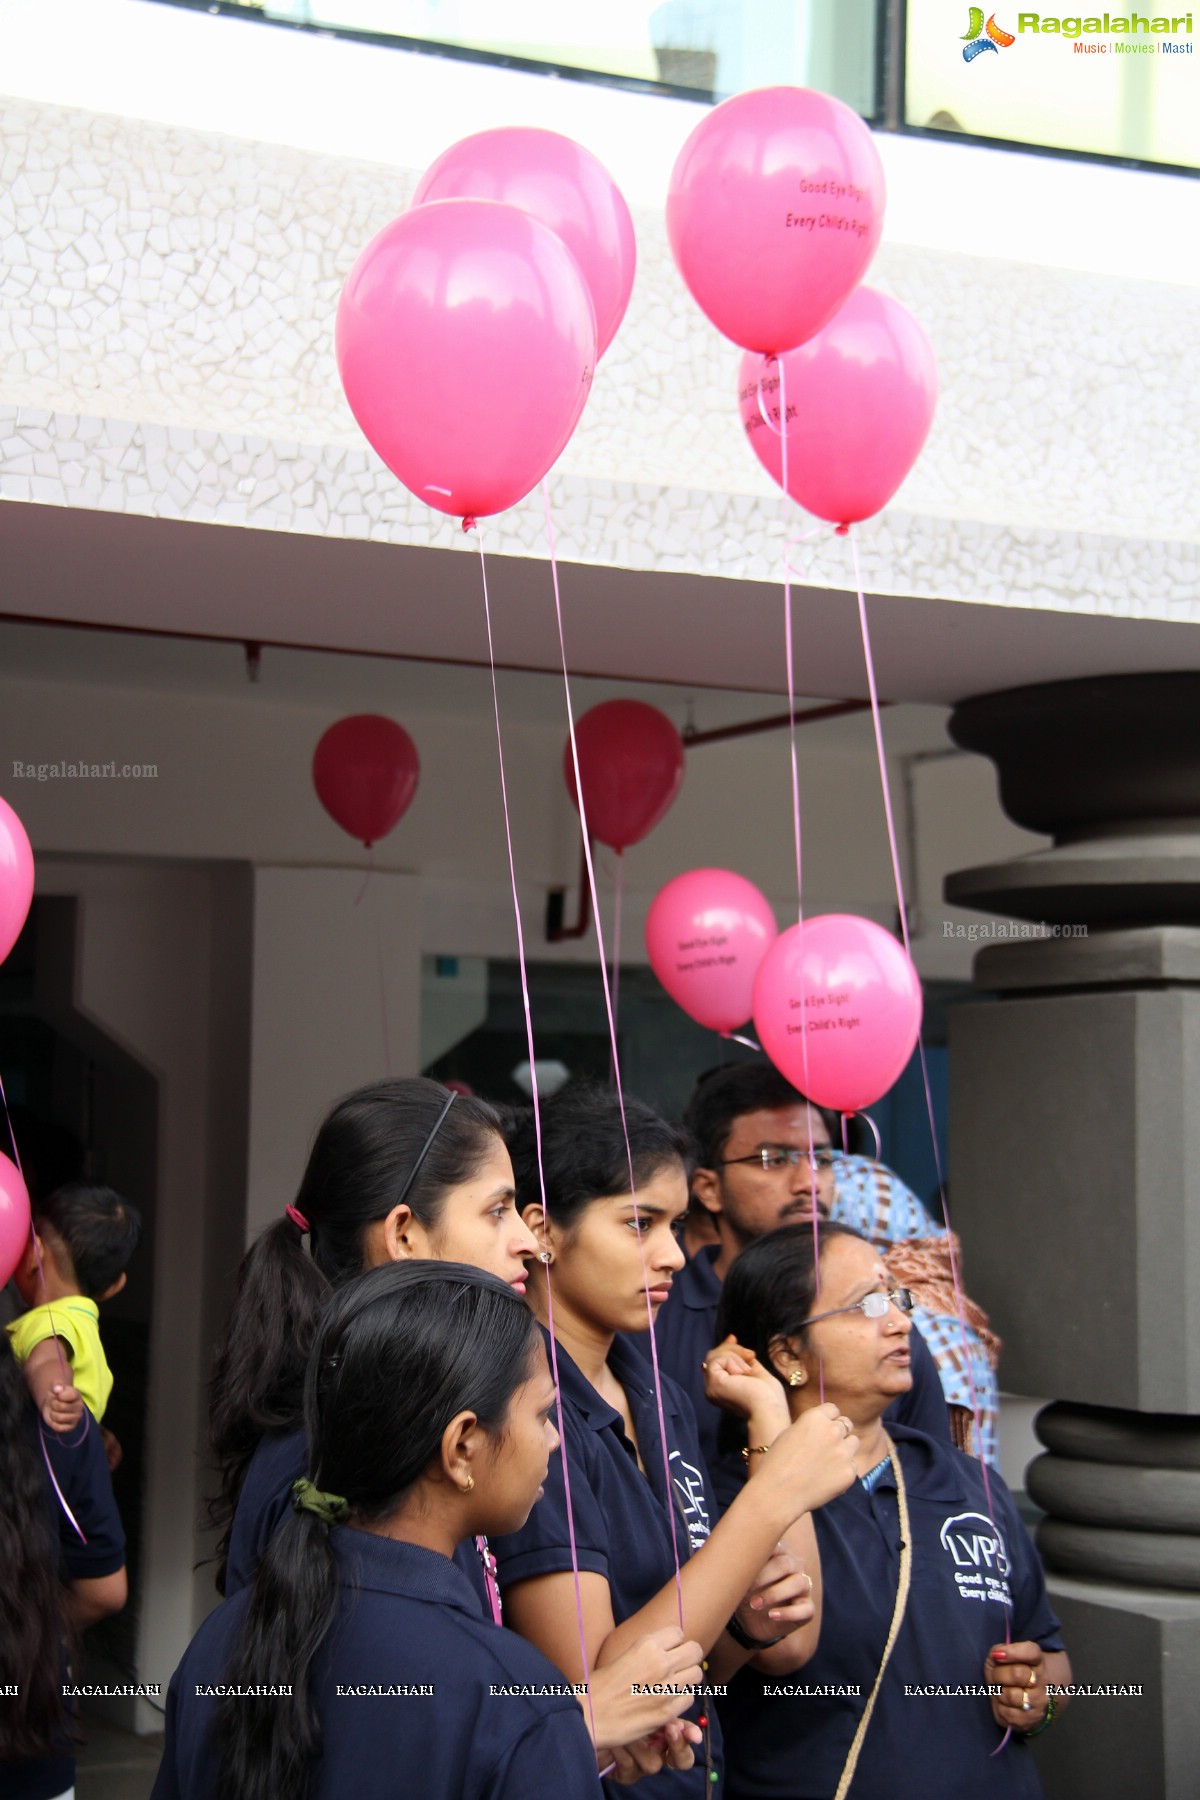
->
[538,1249,553,1265]
[462,1474,475,1493]
[788,1370,805,1388]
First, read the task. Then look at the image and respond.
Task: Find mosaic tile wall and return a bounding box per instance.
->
[2,96,1198,617]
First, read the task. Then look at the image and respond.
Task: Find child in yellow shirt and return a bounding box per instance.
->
[6,1181,141,1441]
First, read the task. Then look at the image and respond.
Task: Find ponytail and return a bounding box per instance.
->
[215,1508,338,1800]
[215,1261,538,1800]
[0,1343,74,1761]
[207,1215,329,1589]
[207,1079,503,1587]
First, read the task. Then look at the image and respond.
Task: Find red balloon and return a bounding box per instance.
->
[313,716,420,848]
[564,702,685,852]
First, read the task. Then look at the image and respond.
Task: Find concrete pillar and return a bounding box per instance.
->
[943,675,1200,1800]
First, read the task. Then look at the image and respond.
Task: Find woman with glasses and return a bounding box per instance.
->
[708,1223,1070,1800]
[491,1084,862,1798]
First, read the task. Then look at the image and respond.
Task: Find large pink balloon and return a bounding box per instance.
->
[0,1151,31,1290]
[646,869,777,1033]
[0,796,34,966]
[336,199,597,520]
[667,86,885,355]
[752,914,922,1113]
[739,288,937,526]
[413,128,636,359]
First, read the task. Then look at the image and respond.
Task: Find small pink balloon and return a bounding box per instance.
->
[0,1151,31,1290]
[0,796,35,966]
[752,914,922,1114]
[646,869,777,1034]
[413,128,636,359]
[668,85,885,355]
[739,288,938,526]
[336,199,596,521]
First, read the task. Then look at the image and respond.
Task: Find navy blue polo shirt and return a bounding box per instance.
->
[649,1245,951,1507]
[491,1327,722,1800]
[6,1411,127,1800]
[718,1426,1063,1800]
[226,1426,491,1616]
[152,1531,601,1800]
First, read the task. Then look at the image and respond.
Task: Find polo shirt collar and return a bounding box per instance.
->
[678,1245,721,1310]
[875,1423,970,1505]
[538,1324,684,1434]
[330,1528,483,1617]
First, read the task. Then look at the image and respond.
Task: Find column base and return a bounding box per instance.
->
[1033,1575,1200,1799]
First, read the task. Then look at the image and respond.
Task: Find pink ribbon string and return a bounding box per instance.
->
[0,1069,89,1537]
[542,481,686,1632]
[352,850,392,1076]
[846,527,1014,1734]
[468,520,600,1746]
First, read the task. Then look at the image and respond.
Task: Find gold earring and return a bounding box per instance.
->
[462,1475,475,1493]
[788,1370,805,1388]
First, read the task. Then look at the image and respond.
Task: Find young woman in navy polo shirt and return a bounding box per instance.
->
[493,1087,862,1799]
[209,1079,540,1601]
[1,1336,127,1800]
[158,1262,705,1800]
[711,1224,1072,1800]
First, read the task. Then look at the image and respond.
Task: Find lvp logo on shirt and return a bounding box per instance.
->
[669,1452,712,1553]
[939,1511,1013,1608]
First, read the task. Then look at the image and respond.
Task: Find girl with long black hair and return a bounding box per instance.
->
[1,1335,127,1800]
[156,1262,699,1800]
[493,1084,862,1799]
[209,1078,538,1598]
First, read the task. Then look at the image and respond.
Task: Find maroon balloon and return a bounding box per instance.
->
[565,701,685,852]
[313,715,420,848]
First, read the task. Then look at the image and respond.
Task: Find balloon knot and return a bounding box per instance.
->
[462,515,477,534]
[835,523,851,537]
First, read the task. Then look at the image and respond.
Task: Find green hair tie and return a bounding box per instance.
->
[292,1478,350,1525]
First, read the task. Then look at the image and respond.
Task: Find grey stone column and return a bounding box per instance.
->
[943,675,1200,1800]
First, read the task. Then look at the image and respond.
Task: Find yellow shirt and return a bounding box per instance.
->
[6,1296,113,1421]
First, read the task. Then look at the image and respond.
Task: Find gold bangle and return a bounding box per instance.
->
[741,1443,772,1462]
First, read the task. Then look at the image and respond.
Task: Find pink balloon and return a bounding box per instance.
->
[0,1151,31,1290]
[0,796,34,966]
[752,914,922,1113]
[739,288,937,526]
[667,86,885,355]
[413,128,636,359]
[336,199,597,521]
[646,869,777,1034]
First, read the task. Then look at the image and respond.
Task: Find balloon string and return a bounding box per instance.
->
[847,527,1011,1683]
[776,374,823,1388]
[353,849,391,1076]
[542,480,685,1630]
[719,1030,762,1053]
[468,521,599,1744]
[610,853,623,1076]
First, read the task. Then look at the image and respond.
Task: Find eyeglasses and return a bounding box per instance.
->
[805,1288,915,1328]
[717,1147,843,1174]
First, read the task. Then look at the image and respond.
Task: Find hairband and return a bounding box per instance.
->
[292,1477,349,1524]
[286,1203,311,1234]
[395,1090,458,1209]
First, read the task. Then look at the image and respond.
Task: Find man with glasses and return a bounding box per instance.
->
[647,1060,953,1492]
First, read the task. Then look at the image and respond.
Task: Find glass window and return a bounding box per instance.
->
[904,0,1199,170]
[173,0,882,114]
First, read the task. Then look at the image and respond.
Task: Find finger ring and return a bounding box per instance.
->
[1026,1669,1037,1688]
